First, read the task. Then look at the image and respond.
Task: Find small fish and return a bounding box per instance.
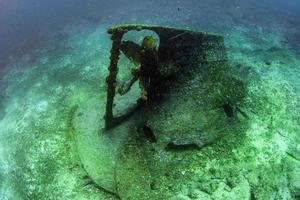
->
[165,139,200,151]
[223,103,234,117]
[120,41,141,66]
[142,125,157,143]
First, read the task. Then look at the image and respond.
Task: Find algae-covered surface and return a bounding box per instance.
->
[1,1,300,200]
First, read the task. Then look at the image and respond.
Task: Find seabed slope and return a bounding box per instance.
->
[0,21,300,199]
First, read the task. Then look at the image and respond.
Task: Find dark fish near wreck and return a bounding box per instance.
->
[120,41,141,66]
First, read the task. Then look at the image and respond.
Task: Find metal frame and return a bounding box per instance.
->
[104,24,225,130]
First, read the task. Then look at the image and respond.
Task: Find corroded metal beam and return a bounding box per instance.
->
[105,31,124,129]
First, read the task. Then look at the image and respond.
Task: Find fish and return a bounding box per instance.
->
[165,141,200,151]
[120,41,142,66]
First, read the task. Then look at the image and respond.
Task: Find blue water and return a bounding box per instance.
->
[1,0,299,69]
